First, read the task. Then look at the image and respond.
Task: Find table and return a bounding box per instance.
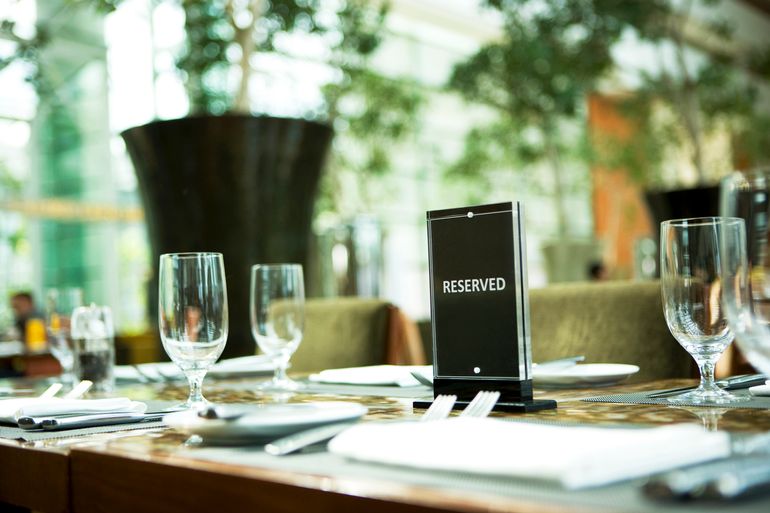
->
[3,378,770,513]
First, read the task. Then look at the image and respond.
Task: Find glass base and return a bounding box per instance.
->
[667,386,748,405]
[178,395,210,411]
[256,376,304,392]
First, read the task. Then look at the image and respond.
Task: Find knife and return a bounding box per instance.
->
[644,455,770,501]
[264,422,357,456]
[17,412,165,431]
[647,374,767,399]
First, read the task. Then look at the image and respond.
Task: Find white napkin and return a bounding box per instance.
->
[0,397,146,423]
[328,418,730,489]
[309,365,432,387]
[749,380,770,396]
[210,355,274,375]
[115,355,274,381]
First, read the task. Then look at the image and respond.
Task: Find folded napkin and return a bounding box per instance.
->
[0,397,146,423]
[115,355,274,381]
[210,355,274,375]
[749,380,770,396]
[309,365,432,387]
[328,418,730,489]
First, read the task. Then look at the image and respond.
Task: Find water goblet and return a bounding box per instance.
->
[250,264,305,391]
[660,217,746,404]
[45,287,84,384]
[159,252,228,409]
[720,168,770,380]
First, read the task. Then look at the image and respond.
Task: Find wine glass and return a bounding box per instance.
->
[720,168,770,381]
[660,217,746,404]
[159,252,228,409]
[45,287,84,384]
[250,264,305,390]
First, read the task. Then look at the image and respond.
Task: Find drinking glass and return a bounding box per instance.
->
[720,168,770,380]
[159,252,228,409]
[250,264,305,390]
[45,287,84,384]
[660,217,745,404]
[71,304,116,392]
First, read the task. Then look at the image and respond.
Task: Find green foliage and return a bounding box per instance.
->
[452,0,770,199]
[598,0,770,185]
[448,0,657,235]
[176,0,326,114]
[170,0,425,191]
[0,16,51,97]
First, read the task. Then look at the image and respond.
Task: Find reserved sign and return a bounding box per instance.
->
[427,201,531,381]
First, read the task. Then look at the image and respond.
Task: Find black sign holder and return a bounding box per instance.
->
[414,202,556,413]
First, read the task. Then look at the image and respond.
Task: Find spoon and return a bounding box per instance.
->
[197,405,248,421]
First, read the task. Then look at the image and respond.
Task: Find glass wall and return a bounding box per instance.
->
[1,0,768,333]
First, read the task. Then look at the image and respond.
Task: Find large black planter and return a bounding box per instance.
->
[644,185,720,227]
[644,184,720,277]
[122,115,333,358]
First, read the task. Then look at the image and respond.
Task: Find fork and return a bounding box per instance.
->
[419,394,457,422]
[459,390,501,418]
[265,394,458,456]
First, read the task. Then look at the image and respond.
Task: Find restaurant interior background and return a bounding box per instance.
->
[0,0,768,341]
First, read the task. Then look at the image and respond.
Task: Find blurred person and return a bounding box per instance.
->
[588,261,608,281]
[9,291,42,342]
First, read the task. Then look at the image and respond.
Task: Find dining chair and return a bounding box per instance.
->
[290,298,426,373]
[528,279,694,381]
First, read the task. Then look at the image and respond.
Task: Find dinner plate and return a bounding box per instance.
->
[533,363,640,387]
[163,402,368,444]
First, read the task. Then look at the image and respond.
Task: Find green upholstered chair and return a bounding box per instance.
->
[529,280,693,381]
[289,298,425,373]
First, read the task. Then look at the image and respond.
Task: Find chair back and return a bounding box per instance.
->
[290,298,425,373]
[530,280,692,381]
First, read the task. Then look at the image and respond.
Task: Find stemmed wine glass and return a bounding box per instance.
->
[660,217,746,404]
[250,264,305,390]
[720,168,770,381]
[159,252,228,409]
[45,287,84,385]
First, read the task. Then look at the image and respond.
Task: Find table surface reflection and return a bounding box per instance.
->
[3,377,770,513]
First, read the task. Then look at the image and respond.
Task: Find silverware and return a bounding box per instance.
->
[0,388,35,396]
[17,411,164,430]
[197,405,248,421]
[459,391,500,418]
[264,422,357,456]
[41,412,165,430]
[264,394,458,456]
[419,394,457,422]
[644,455,770,501]
[647,374,767,399]
[410,370,433,387]
[39,383,63,399]
[644,431,770,501]
[64,380,93,399]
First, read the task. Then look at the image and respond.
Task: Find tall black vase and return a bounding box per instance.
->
[644,184,720,277]
[122,115,333,358]
[644,185,720,228]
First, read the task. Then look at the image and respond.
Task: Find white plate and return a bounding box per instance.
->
[164,402,367,444]
[533,363,640,387]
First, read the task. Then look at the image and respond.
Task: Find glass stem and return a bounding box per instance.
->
[698,360,718,391]
[186,370,206,406]
[274,360,289,384]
